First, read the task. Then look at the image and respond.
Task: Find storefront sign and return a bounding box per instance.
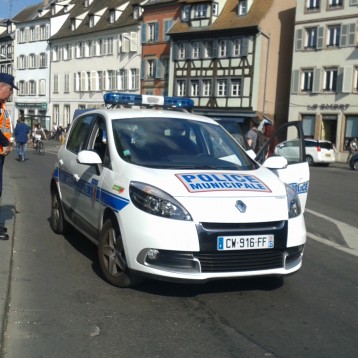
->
[15,102,47,110]
[307,104,349,111]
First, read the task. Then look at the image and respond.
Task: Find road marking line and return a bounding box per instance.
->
[306,208,358,255]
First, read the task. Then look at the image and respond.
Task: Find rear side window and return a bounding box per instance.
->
[305,140,317,147]
[319,142,333,150]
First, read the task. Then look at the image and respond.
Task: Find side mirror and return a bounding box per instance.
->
[77,150,102,175]
[77,150,102,165]
[263,156,288,169]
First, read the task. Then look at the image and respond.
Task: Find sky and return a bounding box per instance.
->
[1,0,41,19]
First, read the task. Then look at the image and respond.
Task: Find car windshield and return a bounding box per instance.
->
[112,117,257,170]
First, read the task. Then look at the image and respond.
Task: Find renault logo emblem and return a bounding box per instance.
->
[235,200,247,213]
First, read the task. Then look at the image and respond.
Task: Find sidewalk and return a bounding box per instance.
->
[0,167,15,350]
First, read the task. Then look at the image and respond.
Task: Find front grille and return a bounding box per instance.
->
[195,250,284,272]
[200,221,285,231]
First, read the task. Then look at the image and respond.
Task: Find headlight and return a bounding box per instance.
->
[285,184,301,218]
[129,181,192,221]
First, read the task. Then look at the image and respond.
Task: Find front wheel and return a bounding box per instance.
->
[38,141,45,155]
[98,219,144,288]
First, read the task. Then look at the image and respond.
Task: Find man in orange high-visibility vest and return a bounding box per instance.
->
[0,73,16,240]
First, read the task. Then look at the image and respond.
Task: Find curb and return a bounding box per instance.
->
[0,167,15,352]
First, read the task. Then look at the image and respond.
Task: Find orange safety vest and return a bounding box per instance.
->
[0,102,12,153]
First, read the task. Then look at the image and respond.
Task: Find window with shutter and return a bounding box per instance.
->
[316,27,324,49]
[312,68,321,93]
[164,20,174,42]
[348,23,356,46]
[295,29,303,51]
[291,70,299,94]
[342,67,353,93]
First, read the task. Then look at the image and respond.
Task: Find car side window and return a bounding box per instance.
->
[67,115,96,154]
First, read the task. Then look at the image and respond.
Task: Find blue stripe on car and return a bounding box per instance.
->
[55,169,129,212]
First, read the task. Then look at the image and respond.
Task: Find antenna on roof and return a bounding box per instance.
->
[9,0,13,17]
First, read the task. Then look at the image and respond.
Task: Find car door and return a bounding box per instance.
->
[59,113,97,222]
[71,116,110,239]
[256,121,310,211]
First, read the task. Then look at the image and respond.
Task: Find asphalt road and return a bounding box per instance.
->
[1,142,357,358]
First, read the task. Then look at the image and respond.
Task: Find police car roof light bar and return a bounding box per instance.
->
[104,92,194,110]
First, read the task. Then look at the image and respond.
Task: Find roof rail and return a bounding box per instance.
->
[103,92,194,111]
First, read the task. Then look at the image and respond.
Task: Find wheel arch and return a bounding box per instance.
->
[102,207,119,230]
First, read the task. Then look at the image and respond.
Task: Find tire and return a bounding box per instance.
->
[306,155,314,166]
[50,188,71,235]
[353,160,358,171]
[98,219,144,288]
[38,141,45,155]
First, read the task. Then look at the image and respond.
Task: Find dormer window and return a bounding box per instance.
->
[133,6,140,20]
[71,18,77,31]
[84,0,94,8]
[213,3,219,16]
[238,0,248,15]
[182,5,191,22]
[109,9,116,23]
[195,4,208,18]
[89,15,94,28]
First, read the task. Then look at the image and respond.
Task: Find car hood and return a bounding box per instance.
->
[124,165,289,223]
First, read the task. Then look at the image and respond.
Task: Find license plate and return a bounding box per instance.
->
[217,235,274,251]
[325,154,331,157]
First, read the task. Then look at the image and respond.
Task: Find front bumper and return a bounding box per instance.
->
[132,216,306,282]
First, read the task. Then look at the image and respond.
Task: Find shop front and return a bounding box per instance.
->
[15,102,50,131]
[300,103,357,163]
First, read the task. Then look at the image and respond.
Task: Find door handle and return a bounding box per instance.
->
[73,174,80,182]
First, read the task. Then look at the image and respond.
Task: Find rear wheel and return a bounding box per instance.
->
[306,155,314,166]
[50,189,71,235]
[98,219,144,288]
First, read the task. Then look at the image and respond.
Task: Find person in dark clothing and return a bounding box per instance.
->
[14,118,30,161]
[0,73,17,240]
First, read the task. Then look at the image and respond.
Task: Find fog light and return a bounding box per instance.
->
[147,249,159,261]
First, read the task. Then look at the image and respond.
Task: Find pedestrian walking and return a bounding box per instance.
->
[0,73,17,240]
[347,138,358,163]
[14,117,30,161]
[246,116,267,153]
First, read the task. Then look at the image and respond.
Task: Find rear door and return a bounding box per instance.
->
[256,121,310,211]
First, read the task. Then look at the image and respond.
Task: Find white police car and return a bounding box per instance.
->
[50,93,309,287]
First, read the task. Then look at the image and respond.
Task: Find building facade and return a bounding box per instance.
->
[141,0,180,96]
[289,0,358,162]
[49,0,141,129]
[168,0,296,132]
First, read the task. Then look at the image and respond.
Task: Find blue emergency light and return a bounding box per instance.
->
[103,92,142,106]
[104,92,194,110]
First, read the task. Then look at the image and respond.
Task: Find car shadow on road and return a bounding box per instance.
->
[136,276,284,297]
